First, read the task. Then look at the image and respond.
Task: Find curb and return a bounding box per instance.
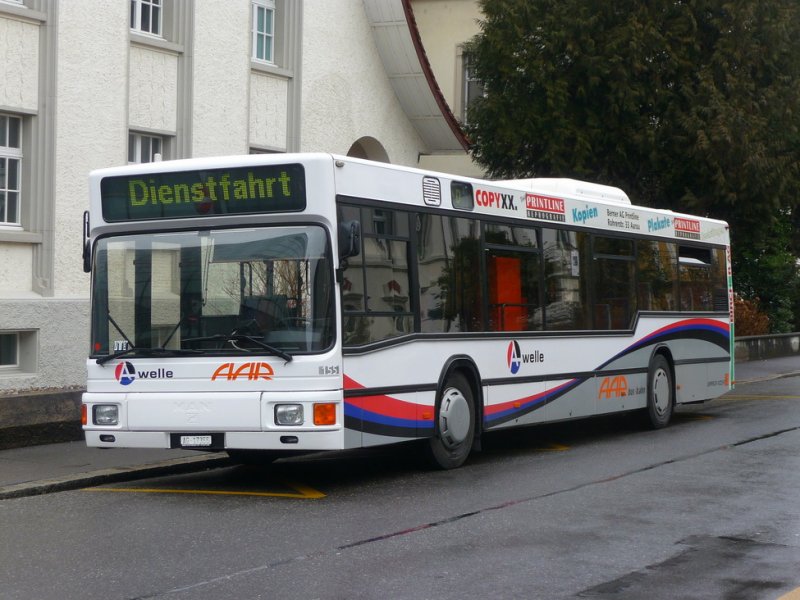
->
[734,370,800,386]
[0,453,231,501]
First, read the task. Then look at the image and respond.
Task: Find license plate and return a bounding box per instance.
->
[180,435,212,447]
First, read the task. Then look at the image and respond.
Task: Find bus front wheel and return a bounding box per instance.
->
[426,373,475,469]
[641,354,674,429]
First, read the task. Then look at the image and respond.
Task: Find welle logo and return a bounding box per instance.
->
[506,341,545,375]
[114,361,136,386]
[114,362,174,386]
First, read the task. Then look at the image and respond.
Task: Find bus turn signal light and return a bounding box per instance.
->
[313,403,336,426]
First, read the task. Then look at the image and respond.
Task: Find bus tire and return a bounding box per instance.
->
[641,354,674,429]
[426,372,475,469]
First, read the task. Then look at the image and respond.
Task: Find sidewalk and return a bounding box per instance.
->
[733,355,800,384]
[0,357,797,500]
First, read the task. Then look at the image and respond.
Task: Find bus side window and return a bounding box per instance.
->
[711,248,729,311]
[339,203,413,345]
[417,214,481,333]
[679,246,716,311]
[592,236,635,330]
[542,228,590,331]
[485,223,542,332]
[637,240,677,312]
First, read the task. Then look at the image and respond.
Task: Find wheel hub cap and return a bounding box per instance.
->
[652,368,670,415]
[439,388,470,446]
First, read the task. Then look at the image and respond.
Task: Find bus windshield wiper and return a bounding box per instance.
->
[95,346,204,366]
[97,310,208,365]
[182,333,293,363]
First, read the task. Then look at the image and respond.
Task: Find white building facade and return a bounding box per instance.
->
[0,0,478,438]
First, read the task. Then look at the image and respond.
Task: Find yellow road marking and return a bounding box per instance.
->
[83,480,325,499]
[540,442,570,452]
[777,586,800,600]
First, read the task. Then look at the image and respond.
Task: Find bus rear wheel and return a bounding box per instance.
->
[426,373,475,469]
[641,354,674,429]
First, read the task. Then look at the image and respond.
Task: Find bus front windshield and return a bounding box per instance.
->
[90,225,335,360]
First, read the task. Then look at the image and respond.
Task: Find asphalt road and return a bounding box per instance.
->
[2,371,799,600]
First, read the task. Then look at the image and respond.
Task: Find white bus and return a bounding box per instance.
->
[82,153,733,468]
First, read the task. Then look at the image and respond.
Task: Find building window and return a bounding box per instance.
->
[130,0,162,36]
[252,0,275,64]
[0,330,37,374]
[0,114,22,226]
[128,132,163,164]
[460,51,485,125]
[0,332,18,368]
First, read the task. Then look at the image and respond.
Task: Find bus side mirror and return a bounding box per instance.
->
[82,211,91,273]
[338,220,361,260]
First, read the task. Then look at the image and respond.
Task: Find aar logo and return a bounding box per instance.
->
[507,341,522,374]
[114,361,136,386]
[598,376,628,399]
[211,362,274,381]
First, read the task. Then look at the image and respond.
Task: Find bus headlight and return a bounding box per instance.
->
[93,405,119,426]
[275,404,304,426]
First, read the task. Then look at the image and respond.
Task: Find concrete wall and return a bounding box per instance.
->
[192,1,251,156]
[250,72,289,150]
[734,333,800,362]
[0,390,82,451]
[0,15,39,109]
[129,45,180,133]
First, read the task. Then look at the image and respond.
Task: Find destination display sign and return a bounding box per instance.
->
[101,163,306,222]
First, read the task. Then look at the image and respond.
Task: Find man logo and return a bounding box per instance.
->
[507,341,522,374]
[114,361,136,386]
